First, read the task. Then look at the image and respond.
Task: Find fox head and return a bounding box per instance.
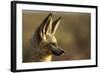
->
[32,13,64,57]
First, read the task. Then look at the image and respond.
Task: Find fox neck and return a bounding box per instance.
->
[40,54,52,62]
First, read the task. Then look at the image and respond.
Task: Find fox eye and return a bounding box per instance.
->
[50,43,56,46]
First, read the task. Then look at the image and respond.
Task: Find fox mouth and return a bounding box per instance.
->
[48,44,64,56]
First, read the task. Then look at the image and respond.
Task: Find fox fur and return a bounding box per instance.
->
[28,13,64,62]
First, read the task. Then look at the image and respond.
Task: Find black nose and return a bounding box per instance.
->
[51,48,64,56]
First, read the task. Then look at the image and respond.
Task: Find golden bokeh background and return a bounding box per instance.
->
[22,10,91,62]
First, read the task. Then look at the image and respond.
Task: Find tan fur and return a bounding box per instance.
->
[26,13,64,62]
[41,54,52,62]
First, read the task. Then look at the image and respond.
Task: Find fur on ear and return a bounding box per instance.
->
[51,17,61,35]
[38,13,52,38]
[38,13,61,39]
[45,13,52,34]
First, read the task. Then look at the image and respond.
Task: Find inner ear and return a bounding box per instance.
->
[51,17,61,35]
[38,13,52,38]
[45,14,52,34]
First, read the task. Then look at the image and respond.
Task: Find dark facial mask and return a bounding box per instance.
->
[48,44,64,56]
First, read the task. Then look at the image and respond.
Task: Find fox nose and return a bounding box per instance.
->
[51,48,64,56]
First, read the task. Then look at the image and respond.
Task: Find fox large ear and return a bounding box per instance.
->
[51,17,61,35]
[39,13,52,38]
[45,13,52,34]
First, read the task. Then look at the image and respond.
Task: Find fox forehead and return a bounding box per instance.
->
[39,33,57,48]
[45,33,57,43]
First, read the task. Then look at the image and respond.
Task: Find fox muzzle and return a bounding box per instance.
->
[48,44,64,56]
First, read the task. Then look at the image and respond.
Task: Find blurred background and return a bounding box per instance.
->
[22,10,91,62]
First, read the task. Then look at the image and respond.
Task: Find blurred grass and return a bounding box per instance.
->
[22,10,91,62]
